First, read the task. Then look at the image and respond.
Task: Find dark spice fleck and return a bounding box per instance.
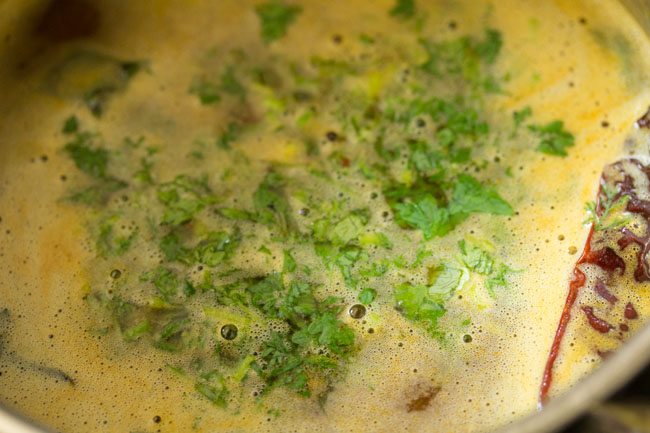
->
[325,131,338,142]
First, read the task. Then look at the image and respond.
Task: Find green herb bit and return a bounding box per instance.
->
[255,1,303,43]
[485,263,512,298]
[513,106,533,128]
[253,170,296,236]
[419,29,503,91]
[189,77,221,105]
[62,115,79,134]
[291,311,355,354]
[217,122,241,150]
[64,131,109,179]
[449,174,514,216]
[315,243,367,288]
[220,66,246,97]
[458,239,514,297]
[157,175,217,226]
[122,321,151,342]
[395,263,467,337]
[358,288,377,305]
[528,120,575,157]
[359,232,393,249]
[584,184,631,231]
[140,267,180,302]
[96,214,138,257]
[65,177,128,206]
[390,0,416,19]
[195,370,229,407]
[458,239,494,274]
[283,249,297,273]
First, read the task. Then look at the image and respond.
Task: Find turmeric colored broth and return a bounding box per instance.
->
[0,1,650,432]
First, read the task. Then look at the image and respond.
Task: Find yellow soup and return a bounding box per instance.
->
[0,1,650,432]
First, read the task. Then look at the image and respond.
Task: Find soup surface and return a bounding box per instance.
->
[1,1,650,432]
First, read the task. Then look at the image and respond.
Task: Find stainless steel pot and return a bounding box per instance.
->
[0,1,649,432]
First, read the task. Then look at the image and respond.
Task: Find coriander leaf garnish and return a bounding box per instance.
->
[395,263,467,338]
[458,239,515,297]
[393,175,512,239]
[528,120,575,157]
[157,175,217,226]
[62,115,79,134]
[64,131,109,179]
[189,77,221,105]
[253,171,296,236]
[513,106,533,128]
[390,0,416,19]
[450,174,514,216]
[458,239,494,275]
[255,1,303,43]
[395,197,452,240]
[358,288,377,305]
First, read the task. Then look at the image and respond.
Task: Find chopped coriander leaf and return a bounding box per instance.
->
[513,106,533,128]
[253,171,295,236]
[359,260,390,277]
[195,371,229,407]
[122,321,151,342]
[96,215,138,257]
[427,263,468,298]
[395,263,466,337]
[458,239,494,275]
[65,177,128,206]
[292,311,355,354]
[192,230,240,266]
[358,288,377,305]
[418,29,503,91]
[395,197,453,240]
[62,115,79,134]
[189,77,221,105]
[217,122,241,150]
[359,232,393,249]
[486,263,512,297]
[255,332,310,396]
[140,267,180,301]
[220,67,246,97]
[157,175,217,225]
[528,120,575,157]
[64,132,109,179]
[283,249,297,273]
[315,243,367,288]
[390,0,416,19]
[475,29,503,64]
[218,207,254,221]
[458,239,514,297]
[326,210,369,246]
[160,231,189,263]
[449,174,514,216]
[394,283,446,337]
[255,1,303,43]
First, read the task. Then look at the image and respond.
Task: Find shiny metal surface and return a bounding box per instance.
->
[0,1,650,432]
